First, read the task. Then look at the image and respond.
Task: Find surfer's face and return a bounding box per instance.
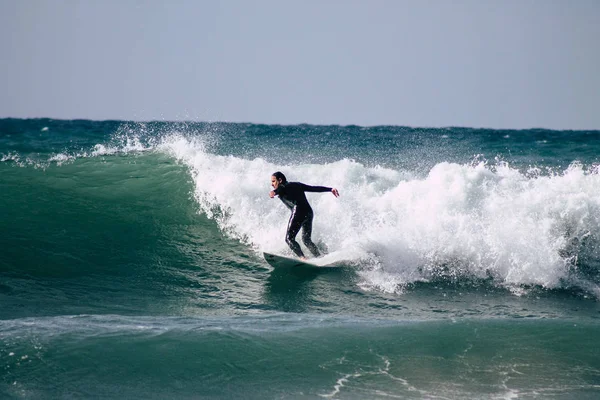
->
[271,175,281,189]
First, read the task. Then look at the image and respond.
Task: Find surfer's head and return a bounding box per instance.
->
[271,171,287,189]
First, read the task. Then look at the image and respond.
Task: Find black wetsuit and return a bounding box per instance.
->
[273,182,332,258]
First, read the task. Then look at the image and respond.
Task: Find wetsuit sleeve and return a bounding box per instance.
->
[298,183,332,193]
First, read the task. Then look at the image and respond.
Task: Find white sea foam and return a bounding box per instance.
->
[48,153,74,166]
[3,132,155,168]
[92,135,149,156]
[157,135,600,294]
[1,152,20,163]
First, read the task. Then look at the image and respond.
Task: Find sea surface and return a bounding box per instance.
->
[1,118,600,399]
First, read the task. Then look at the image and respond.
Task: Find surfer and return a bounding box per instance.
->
[269,171,339,259]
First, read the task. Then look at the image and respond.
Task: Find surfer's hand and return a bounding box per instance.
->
[331,188,339,197]
[269,190,276,198]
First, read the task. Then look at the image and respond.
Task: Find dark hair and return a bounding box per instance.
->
[272,171,287,183]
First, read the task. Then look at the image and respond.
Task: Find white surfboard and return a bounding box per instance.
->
[263,252,344,269]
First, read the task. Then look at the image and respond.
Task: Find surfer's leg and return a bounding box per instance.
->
[285,209,305,258]
[301,212,321,257]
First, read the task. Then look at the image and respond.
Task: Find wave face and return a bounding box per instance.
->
[2,119,600,296]
[2,119,600,399]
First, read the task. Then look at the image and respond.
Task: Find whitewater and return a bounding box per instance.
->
[152,129,600,295]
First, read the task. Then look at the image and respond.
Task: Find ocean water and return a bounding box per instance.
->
[1,118,600,399]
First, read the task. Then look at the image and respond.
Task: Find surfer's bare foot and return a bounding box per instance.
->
[300,256,307,261]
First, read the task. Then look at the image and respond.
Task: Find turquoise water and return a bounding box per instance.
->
[1,119,600,398]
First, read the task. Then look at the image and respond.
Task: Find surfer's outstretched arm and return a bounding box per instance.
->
[298,183,340,198]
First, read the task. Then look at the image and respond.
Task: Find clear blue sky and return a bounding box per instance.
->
[1,0,599,129]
